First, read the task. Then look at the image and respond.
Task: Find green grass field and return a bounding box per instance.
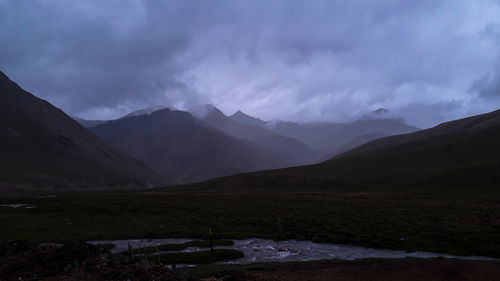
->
[1,190,499,258]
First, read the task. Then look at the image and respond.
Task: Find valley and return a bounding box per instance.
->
[2,190,499,259]
[1,4,500,276]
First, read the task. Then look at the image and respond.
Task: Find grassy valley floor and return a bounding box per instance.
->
[1,190,499,258]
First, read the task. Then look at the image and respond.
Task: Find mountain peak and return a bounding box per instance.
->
[189,104,225,119]
[373,108,389,115]
[120,105,167,119]
[229,110,266,127]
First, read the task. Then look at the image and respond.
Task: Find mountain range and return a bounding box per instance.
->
[90,108,280,184]
[190,104,317,167]
[5,69,468,191]
[267,117,419,157]
[190,108,500,196]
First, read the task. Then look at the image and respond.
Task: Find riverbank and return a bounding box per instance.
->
[2,241,500,281]
[1,190,500,258]
[89,238,497,265]
[189,258,500,281]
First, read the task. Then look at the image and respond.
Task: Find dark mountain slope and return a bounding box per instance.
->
[192,105,317,167]
[320,132,389,161]
[91,109,280,184]
[335,110,500,158]
[0,71,164,191]
[183,109,500,197]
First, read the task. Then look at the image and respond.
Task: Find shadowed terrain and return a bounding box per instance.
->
[190,109,500,197]
[268,117,419,158]
[192,105,317,167]
[0,71,164,194]
[91,109,281,184]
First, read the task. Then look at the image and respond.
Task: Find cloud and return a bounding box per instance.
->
[1,0,500,126]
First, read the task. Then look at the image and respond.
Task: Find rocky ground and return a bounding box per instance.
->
[0,241,195,281]
[2,241,500,281]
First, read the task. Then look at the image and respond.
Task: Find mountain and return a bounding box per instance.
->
[72,116,108,128]
[268,118,419,158]
[91,108,280,184]
[0,71,164,192]
[229,110,266,127]
[72,106,166,128]
[183,109,500,197]
[190,105,317,167]
[372,108,389,115]
[118,105,167,119]
[320,132,389,161]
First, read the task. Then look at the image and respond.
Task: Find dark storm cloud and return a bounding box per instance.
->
[1,0,500,126]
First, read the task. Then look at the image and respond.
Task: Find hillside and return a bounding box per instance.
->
[0,71,164,193]
[91,109,280,184]
[184,109,500,197]
[320,132,389,161]
[191,105,317,167]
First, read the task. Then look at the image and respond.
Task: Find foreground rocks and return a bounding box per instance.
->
[0,241,196,281]
[2,241,500,281]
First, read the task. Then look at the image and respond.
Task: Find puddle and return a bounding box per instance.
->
[38,195,57,199]
[89,238,497,264]
[88,238,194,254]
[0,204,38,209]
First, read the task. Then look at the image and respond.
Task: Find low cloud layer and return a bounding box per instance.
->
[1,0,500,127]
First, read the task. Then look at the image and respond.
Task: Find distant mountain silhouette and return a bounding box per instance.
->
[0,71,164,193]
[91,108,281,184]
[229,110,266,127]
[190,105,317,167]
[320,132,389,161]
[118,105,167,119]
[72,106,166,128]
[373,108,389,115]
[72,116,108,128]
[268,118,419,158]
[185,109,500,195]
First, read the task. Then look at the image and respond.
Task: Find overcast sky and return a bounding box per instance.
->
[1,0,500,128]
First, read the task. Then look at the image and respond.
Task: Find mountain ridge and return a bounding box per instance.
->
[192,105,318,167]
[91,108,282,184]
[176,108,500,196]
[0,70,164,193]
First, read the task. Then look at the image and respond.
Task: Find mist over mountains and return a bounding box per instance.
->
[192,108,500,195]
[90,108,280,184]
[2,2,500,278]
[75,103,419,183]
[2,68,499,192]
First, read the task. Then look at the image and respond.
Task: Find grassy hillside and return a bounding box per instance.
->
[182,109,500,199]
[1,191,499,258]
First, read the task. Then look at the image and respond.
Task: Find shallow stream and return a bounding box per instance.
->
[88,238,497,264]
